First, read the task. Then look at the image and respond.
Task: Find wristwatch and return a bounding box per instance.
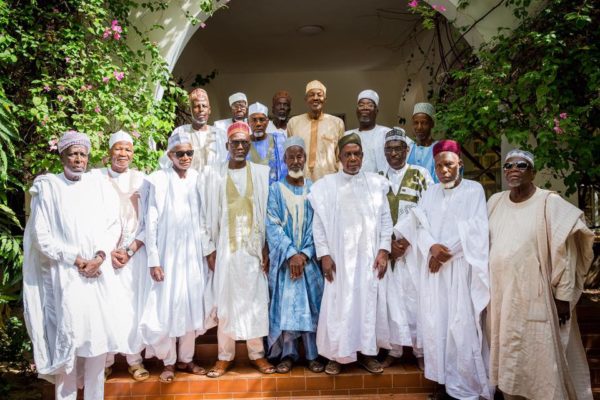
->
[125,246,135,257]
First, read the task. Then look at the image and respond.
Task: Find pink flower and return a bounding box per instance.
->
[111,19,119,27]
[113,32,121,40]
[48,138,58,150]
[432,4,447,12]
[102,76,110,83]
[553,126,563,134]
[408,0,419,8]
[65,57,70,63]
[103,29,111,39]
[43,85,51,92]
[112,25,122,34]
[57,95,64,102]
[554,117,560,126]
[200,22,207,29]
[131,130,141,138]
[86,84,93,90]
[94,106,101,113]
[559,112,568,119]
[113,71,124,81]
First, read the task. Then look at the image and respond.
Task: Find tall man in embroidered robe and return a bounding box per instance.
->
[23,131,120,400]
[488,150,594,400]
[266,136,325,374]
[344,90,390,173]
[287,80,344,181]
[95,131,149,381]
[308,133,392,375]
[200,121,276,377]
[394,140,492,400]
[407,102,438,183]
[247,101,287,184]
[139,131,211,383]
[170,88,227,171]
[269,90,292,136]
[378,128,432,370]
[214,92,248,133]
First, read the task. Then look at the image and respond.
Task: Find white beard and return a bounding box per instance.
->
[252,130,265,138]
[288,169,304,179]
[442,176,460,189]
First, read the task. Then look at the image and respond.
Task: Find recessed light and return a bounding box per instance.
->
[297,25,324,35]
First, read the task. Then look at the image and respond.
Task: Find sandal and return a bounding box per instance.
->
[358,355,383,374]
[380,355,397,369]
[176,361,206,375]
[159,365,175,383]
[275,357,293,374]
[307,359,325,373]
[128,363,150,381]
[249,357,276,374]
[324,360,341,375]
[206,360,233,378]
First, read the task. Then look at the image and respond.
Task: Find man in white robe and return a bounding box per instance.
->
[92,131,149,381]
[488,149,594,400]
[343,89,390,173]
[139,131,211,383]
[199,121,275,377]
[214,92,248,133]
[308,133,392,375]
[394,140,492,400]
[23,131,120,400]
[378,128,432,370]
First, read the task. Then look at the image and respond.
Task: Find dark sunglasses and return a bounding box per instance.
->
[503,161,530,171]
[174,150,194,158]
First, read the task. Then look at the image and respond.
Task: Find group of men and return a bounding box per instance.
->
[23,79,595,400]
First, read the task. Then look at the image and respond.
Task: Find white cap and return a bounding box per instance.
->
[248,102,269,117]
[413,102,435,119]
[109,130,134,149]
[167,131,192,151]
[358,89,379,106]
[228,92,247,106]
[506,149,534,167]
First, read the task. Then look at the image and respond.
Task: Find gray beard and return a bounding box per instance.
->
[442,176,459,189]
[288,169,304,179]
[252,131,265,138]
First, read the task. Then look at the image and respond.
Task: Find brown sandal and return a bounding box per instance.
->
[250,357,276,374]
[176,361,206,375]
[358,356,383,374]
[275,357,293,374]
[325,360,341,375]
[159,365,175,383]
[206,360,233,378]
[128,363,150,381]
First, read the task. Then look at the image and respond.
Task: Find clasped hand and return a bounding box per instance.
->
[428,244,452,273]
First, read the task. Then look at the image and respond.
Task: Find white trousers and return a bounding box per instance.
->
[105,352,143,368]
[389,344,424,358]
[163,331,196,366]
[55,354,106,400]
[217,324,265,361]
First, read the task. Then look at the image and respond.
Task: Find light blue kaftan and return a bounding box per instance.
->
[266,178,323,361]
[248,132,288,185]
[407,141,439,183]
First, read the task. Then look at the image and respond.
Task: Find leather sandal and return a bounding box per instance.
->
[128,363,150,381]
[159,365,175,383]
[176,361,206,375]
[275,357,293,374]
[307,359,325,373]
[324,360,341,375]
[358,356,383,374]
[250,357,276,374]
[380,355,397,369]
[206,360,233,378]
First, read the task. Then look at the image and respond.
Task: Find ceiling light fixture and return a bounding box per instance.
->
[297,25,324,35]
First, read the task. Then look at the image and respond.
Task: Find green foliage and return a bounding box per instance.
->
[435,0,599,195]
[0,315,32,373]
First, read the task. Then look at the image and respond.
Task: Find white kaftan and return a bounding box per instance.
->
[395,179,492,400]
[308,171,393,363]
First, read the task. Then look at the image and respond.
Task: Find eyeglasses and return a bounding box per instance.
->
[174,150,194,158]
[503,161,530,171]
[384,146,408,154]
[230,140,250,148]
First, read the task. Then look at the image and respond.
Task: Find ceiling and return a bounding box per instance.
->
[178,0,422,74]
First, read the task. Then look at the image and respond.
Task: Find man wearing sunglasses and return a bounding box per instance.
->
[488,149,594,400]
[199,122,275,377]
[394,139,492,400]
[140,131,212,383]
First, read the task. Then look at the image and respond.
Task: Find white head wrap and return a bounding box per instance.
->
[506,149,534,167]
[283,136,306,153]
[228,92,247,106]
[109,130,133,149]
[358,89,379,106]
[413,102,435,119]
[384,128,408,144]
[57,130,91,154]
[248,102,269,117]
[167,131,192,151]
[305,80,326,95]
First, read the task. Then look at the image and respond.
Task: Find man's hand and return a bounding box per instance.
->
[150,266,165,282]
[206,251,216,272]
[80,256,102,278]
[373,249,389,279]
[390,238,410,260]
[430,244,452,263]
[262,245,270,274]
[111,249,128,269]
[321,255,336,283]
[428,256,443,273]
[555,298,571,326]
[288,253,307,280]
[74,255,87,270]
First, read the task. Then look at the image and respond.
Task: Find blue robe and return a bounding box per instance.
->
[266,178,323,360]
[407,141,439,183]
[248,132,288,185]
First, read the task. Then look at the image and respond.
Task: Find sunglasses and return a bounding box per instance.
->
[503,161,530,171]
[174,150,194,158]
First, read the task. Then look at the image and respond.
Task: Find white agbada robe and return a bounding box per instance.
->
[215,118,247,134]
[23,172,120,382]
[199,162,270,341]
[308,171,392,364]
[139,167,212,360]
[93,168,148,358]
[394,179,492,400]
[344,125,390,173]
